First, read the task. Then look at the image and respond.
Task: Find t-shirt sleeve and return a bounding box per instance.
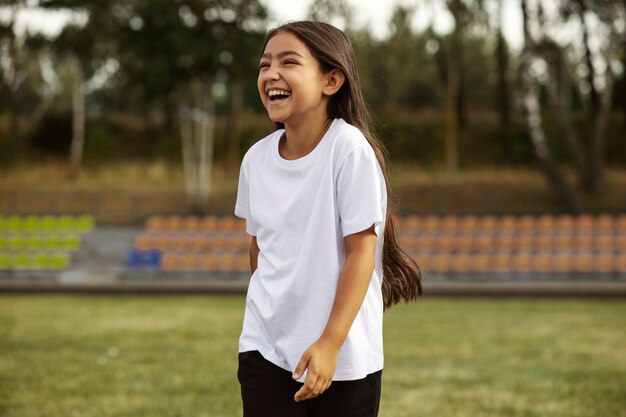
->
[234,158,257,236]
[336,145,385,237]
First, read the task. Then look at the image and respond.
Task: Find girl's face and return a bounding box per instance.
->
[258,31,331,127]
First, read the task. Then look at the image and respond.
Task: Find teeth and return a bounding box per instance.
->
[268,90,291,98]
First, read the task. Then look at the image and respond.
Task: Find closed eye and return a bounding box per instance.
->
[283,59,298,65]
[259,62,270,70]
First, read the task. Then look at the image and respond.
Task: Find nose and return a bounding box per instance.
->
[260,64,280,82]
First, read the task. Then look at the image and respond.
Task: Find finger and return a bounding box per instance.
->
[308,376,327,399]
[322,380,332,395]
[298,374,328,401]
[293,352,310,380]
[294,374,318,402]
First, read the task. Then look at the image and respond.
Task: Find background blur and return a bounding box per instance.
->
[1,0,625,219]
[2,2,626,417]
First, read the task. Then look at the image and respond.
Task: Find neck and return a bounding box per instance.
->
[280,113,333,160]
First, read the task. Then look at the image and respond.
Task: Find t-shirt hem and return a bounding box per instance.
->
[342,219,383,238]
[239,344,383,382]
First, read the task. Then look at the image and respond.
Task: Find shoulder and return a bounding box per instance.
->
[241,129,283,165]
[330,119,377,165]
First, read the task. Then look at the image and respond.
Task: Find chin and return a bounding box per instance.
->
[267,113,286,124]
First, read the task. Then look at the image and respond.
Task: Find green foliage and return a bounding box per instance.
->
[27,111,72,155]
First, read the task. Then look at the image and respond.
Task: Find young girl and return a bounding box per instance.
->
[235,21,422,417]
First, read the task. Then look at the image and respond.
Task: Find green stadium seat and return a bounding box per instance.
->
[0,253,10,270]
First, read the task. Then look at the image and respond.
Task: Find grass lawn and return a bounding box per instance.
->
[1,296,625,417]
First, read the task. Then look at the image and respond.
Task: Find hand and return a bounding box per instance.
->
[292,337,341,402]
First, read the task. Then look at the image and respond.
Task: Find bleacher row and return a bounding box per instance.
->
[126,214,626,274]
[2,213,625,274]
[0,215,95,271]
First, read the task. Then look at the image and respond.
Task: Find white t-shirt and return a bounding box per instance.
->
[234,118,387,381]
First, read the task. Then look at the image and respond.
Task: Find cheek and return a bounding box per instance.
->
[257,77,267,103]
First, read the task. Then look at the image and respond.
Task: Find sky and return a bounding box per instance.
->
[9,0,524,50]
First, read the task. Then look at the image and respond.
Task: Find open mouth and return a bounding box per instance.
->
[268,89,292,102]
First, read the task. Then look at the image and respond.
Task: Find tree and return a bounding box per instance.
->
[535,0,623,193]
[115,0,268,212]
[494,0,510,128]
[521,0,581,212]
[38,1,122,181]
[0,0,26,144]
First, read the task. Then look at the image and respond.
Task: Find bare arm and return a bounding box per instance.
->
[293,225,377,401]
[249,236,259,274]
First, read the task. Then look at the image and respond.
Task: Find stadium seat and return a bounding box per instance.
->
[126,250,162,268]
[593,253,615,273]
[553,254,574,273]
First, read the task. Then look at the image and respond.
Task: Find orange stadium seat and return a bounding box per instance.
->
[160,253,180,270]
[535,234,554,251]
[595,214,614,231]
[437,234,456,251]
[459,215,479,233]
[592,233,614,252]
[416,235,436,251]
[134,233,154,251]
[511,253,532,273]
[616,214,626,231]
[478,215,498,234]
[199,254,219,270]
[491,253,513,271]
[517,215,536,233]
[555,215,575,233]
[553,253,574,273]
[440,215,460,233]
[593,253,615,273]
[226,235,247,252]
[532,253,553,272]
[554,234,574,250]
[146,215,166,232]
[474,234,494,251]
[421,215,440,233]
[471,253,491,272]
[399,235,419,251]
[615,255,626,272]
[401,215,421,232]
[573,253,594,273]
[430,253,452,273]
[199,215,219,232]
[498,215,517,232]
[451,253,472,273]
[537,214,556,231]
[185,216,202,231]
[515,234,535,251]
[456,234,474,252]
[576,215,595,232]
[574,234,594,251]
[494,234,515,251]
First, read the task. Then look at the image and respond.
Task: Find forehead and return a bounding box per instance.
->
[261,31,311,58]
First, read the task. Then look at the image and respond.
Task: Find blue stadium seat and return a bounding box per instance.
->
[126,250,163,268]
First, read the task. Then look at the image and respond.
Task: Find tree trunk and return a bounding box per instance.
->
[495,1,510,128]
[544,61,589,187]
[68,56,85,182]
[445,0,461,174]
[226,74,244,176]
[180,79,216,213]
[6,18,22,143]
[520,0,581,212]
[589,55,615,194]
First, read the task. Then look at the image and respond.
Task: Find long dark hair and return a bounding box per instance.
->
[262,21,422,309]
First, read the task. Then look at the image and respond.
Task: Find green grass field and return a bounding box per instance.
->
[1,296,625,417]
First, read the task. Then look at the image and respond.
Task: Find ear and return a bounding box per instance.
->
[322,69,346,96]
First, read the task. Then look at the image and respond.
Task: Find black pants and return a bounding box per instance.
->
[238,350,382,417]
